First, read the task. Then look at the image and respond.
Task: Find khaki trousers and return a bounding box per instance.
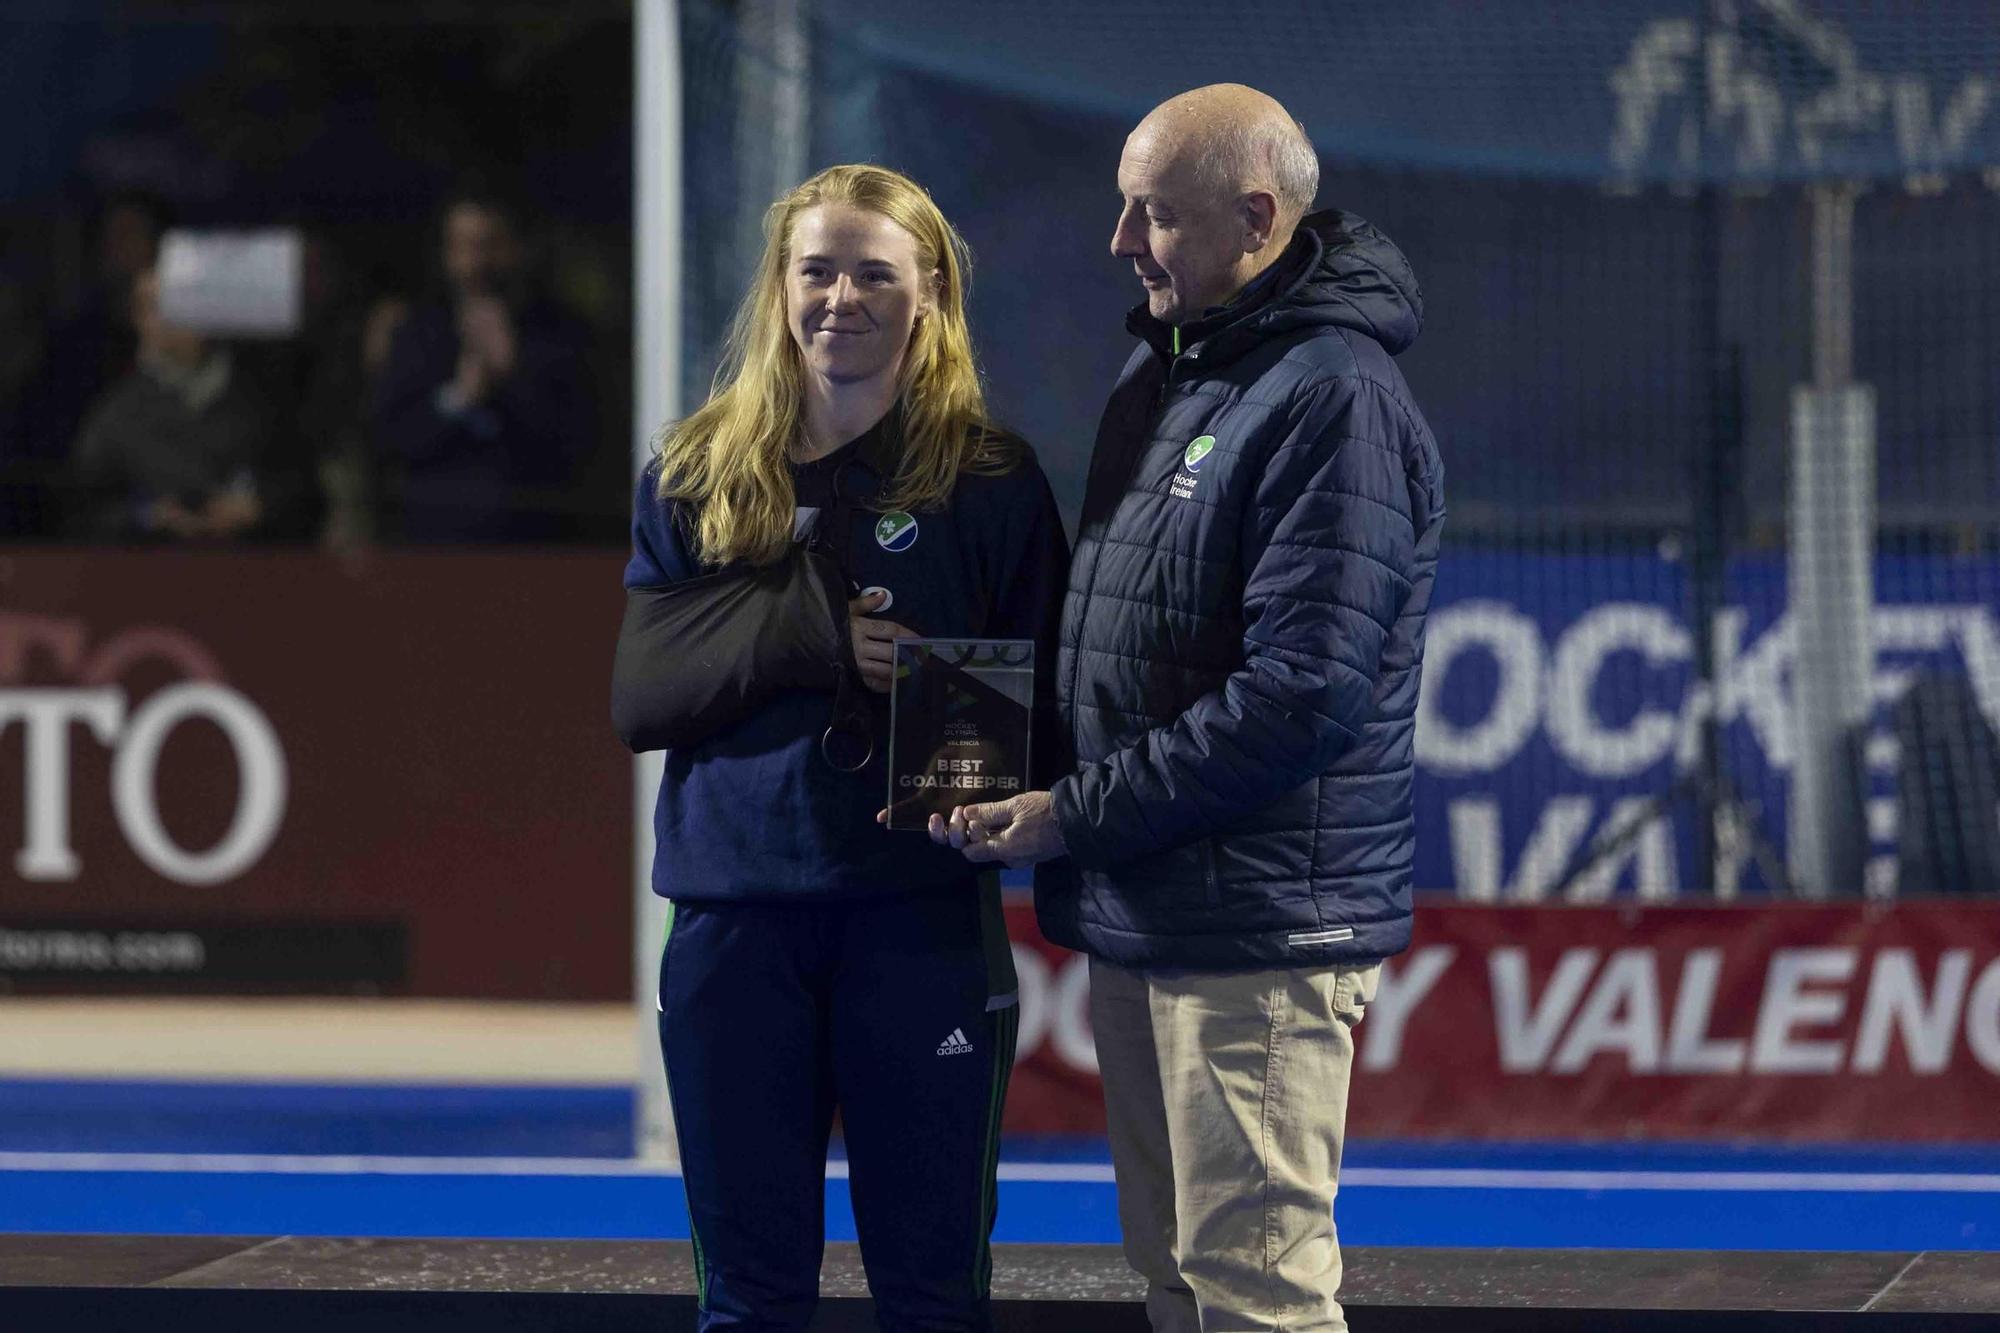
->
[1090,955,1380,1333]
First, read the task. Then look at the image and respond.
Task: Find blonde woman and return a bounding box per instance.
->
[622,164,1067,1330]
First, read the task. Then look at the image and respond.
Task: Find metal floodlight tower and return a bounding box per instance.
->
[1786,181,1875,900]
[1563,1,1895,902]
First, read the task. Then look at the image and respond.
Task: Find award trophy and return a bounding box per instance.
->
[886,639,1034,831]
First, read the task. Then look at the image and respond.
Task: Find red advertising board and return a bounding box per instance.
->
[1002,897,2000,1140]
[0,549,632,999]
[11,549,1997,1142]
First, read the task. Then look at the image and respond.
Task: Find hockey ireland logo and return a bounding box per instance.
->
[1172,435,1217,500]
[875,511,919,552]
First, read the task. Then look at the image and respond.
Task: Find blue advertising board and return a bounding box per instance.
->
[1414,553,2000,896]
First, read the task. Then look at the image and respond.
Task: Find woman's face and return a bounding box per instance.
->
[785,203,933,389]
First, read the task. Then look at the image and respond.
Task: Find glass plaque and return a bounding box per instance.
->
[886,638,1034,831]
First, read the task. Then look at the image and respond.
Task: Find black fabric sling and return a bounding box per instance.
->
[611,465,873,768]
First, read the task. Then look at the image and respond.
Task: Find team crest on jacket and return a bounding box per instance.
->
[875,511,919,551]
[1172,435,1216,500]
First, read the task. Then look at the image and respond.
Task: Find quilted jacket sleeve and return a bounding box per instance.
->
[1050,374,1423,869]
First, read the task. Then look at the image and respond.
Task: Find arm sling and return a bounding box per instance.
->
[612,471,873,769]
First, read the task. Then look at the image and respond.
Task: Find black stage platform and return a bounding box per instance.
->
[3,1236,1998,1330]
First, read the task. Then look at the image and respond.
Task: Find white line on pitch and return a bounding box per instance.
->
[3,1154,1997,1193]
[0,1152,678,1176]
[1338,1168,2000,1193]
[0,1152,1120,1183]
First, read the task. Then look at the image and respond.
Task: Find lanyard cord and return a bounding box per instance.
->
[816,456,874,772]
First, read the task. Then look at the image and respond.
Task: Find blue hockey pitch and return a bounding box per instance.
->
[3,1079,1997,1250]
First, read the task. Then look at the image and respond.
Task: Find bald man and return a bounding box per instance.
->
[934,85,1445,1330]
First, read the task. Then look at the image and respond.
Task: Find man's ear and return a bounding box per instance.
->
[1240,190,1280,253]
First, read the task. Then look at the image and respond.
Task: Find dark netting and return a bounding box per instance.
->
[0,2,636,545]
[686,0,2000,898]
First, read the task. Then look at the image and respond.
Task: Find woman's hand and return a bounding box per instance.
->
[847,590,915,693]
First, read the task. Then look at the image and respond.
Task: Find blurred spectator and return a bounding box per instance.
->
[0,276,52,538]
[243,233,411,550]
[371,184,593,542]
[313,291,410,552]
[3,193,172,539]
[69,268,286,542]
[41,193,173,453]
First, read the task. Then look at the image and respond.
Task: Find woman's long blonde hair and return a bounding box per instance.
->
[655,164,1018,567]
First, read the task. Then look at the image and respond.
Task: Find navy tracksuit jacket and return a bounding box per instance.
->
[626,411,1068,1331]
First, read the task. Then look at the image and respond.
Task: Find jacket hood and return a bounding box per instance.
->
[1286,209,1424,355]
[1129,209,1424,365]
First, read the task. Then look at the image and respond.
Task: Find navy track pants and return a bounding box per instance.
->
[657,885,1019,1332]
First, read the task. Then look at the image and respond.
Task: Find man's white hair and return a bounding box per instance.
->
[1195,115,1320,224]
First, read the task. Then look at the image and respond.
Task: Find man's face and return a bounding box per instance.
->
[100,203,161,284]
[130,270,204,366]
[443,203,522,300]
[784,203,933,389]
[1111,128,1246,324]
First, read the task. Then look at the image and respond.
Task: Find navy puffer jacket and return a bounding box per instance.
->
[1037,210,1445,970]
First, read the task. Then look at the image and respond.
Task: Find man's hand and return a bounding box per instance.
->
[200,489,262,538]
[847,590,915,693]
[448,346,491,407]
[458,295,518,379]
[926,791,1067,868]
[144,497,203,540]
